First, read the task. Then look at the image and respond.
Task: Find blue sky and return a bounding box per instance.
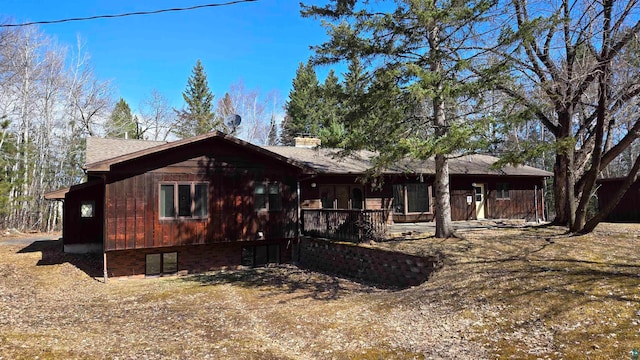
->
[2,0,333,111]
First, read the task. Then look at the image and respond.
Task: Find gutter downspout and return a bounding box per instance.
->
[296,180,301,264]
[102,174,108,284]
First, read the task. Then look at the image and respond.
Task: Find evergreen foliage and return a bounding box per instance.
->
[0,118,16,219]
[267,114,278,145]
[317,69,345,147]
[105,98,141,139]
[281,62,322,145]
[216,92,236,135]
[302,0,500,237]
[174,60,218,138]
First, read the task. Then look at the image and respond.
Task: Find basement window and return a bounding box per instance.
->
[146,252,178,276]
[241,244,280,267]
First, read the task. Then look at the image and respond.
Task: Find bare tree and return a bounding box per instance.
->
[495,0,640,232]
[218,80,282,145]
[138,89,175,141]
[0,28,111,231]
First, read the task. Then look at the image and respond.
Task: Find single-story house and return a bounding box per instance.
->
[597,177,640,222]
[265,144,551,224]
[46,132,551,279]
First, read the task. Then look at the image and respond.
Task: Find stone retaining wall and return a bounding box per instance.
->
[296,237,442,288]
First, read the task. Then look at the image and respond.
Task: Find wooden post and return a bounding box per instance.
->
[103,252,108,284]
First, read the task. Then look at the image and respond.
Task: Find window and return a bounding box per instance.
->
[407,184,430,213]
[352,188,363,209]
[393,184,431,214]
[254,182,282,211]
[320,185,335,208]
[160,182,208,219]
[145,252,178,276]
[241,244,280,267]
[319,185,364,209]
[80,201,95,218]
[496,183,510,200]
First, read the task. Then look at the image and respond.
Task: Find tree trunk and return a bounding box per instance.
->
[434,153,454,238]
[552,153,569,225]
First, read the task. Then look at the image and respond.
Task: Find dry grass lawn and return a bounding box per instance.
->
[1,222,640,359]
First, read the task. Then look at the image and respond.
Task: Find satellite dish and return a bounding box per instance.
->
[225,114,241,127]
[224,114,242,135]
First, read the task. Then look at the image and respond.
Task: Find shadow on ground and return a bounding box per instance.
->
[18,239,103,278]
[180,265,383,301]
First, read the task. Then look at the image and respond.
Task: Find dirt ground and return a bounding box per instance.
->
[1,222,640,359]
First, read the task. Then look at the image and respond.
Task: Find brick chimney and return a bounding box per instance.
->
[294,137,321,148]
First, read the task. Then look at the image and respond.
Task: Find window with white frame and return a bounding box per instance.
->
[393,184,430,214]
[159,182,208,219]
[80,201,95,218]
[254,182,282,211]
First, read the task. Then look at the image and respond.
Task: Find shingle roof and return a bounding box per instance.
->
[84,135,552,177]
[85,137,167,166]
[84,132,311,173]
[263,146,553,177]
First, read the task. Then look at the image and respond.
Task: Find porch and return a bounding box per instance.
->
[301,209,539,243]
[301,209,389,242]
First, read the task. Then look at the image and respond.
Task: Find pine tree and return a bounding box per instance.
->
[302,0,499,238]
[105,98,140,139]
[281,61,321,145]
[174,60,217,138]
[317,69,345,147]
[267,114,278,145]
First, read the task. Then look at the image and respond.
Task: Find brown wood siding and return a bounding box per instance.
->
[103,141,300,252]
[450,176,546,221]
[450,187,475,221]
[300,174,546,222]
[598,179,640,222]
[299,175,393,211]
[63,181,104,245]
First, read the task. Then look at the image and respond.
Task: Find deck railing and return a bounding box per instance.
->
[301,209,388,243]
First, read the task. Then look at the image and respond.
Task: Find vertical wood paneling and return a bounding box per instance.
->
[599,179,640,222]
[135,175,146,248]
[125,177,135,249]
[106,184,116,250]
[103,154,302,250]
[115,181,126,250]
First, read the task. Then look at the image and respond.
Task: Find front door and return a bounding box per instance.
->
[474,184,486,219]
[335,185,350,209]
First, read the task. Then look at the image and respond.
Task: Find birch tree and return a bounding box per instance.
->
[0,27,111,231]
[139,89,175,141]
